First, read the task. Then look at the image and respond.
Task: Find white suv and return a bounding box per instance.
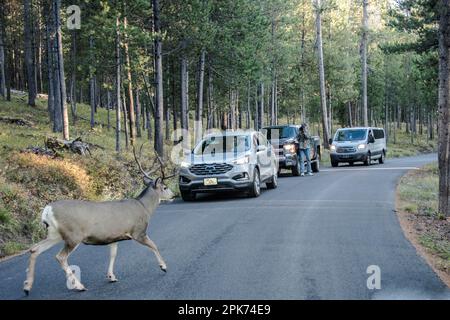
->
[329,127,387,167]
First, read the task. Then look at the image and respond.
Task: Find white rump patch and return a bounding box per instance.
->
[41,206,61,239]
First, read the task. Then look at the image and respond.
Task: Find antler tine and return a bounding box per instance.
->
[154,153,179,181]
[154,154,167,180]
[132,145,160,180]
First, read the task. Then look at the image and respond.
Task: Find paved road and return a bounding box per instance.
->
[0,154,449,300]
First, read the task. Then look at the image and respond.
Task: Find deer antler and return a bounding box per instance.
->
[154,154,178,181]
[132,145,161,180]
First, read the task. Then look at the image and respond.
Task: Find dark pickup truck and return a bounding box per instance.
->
[261,125,321,176]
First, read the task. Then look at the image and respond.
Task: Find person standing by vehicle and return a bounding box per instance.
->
[297,123,313,176]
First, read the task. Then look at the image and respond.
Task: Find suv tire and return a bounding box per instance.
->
[331,160,339,167]
[266,167,278,189]
[248,169,261,197]
[292,156,301,176]
[311,160,320,172]
[364,153,371,166]
[180,190,196,201]
[379,151,385,164]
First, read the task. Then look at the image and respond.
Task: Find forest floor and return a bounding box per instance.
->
[0,92,439,258]
[397,164,450,287]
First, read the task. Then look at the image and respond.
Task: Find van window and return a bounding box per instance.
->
[374,129,385,139]
[335,129,367,142]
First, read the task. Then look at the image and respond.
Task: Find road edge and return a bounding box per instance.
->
[395,169,450,289]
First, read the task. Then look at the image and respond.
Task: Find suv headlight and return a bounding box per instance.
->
[330,145,336,151]
[233,156,250,165]
[357,144,367,150]
[283,144,296,154]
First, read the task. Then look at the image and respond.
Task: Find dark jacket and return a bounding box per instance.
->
[297,128,311,149]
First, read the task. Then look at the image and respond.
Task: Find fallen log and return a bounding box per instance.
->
[45,137,92,156]
[0,116,35,127]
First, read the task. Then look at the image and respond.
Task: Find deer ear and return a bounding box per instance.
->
[153,177,162,189]
[143,177,153,186]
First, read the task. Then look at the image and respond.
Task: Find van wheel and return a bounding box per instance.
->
[248,169,261,197]
[331,160,338,167]
[266,167,278,189]
[379,151,385,164]
[292,156,301,176]
[180,191,196,201]
[364,153,371,166]
[311,160,320,172]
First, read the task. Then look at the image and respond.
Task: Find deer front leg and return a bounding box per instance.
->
[135,235,167,272]
[56,243,86,291]
[23,238,61,295]
[107,243,118,282]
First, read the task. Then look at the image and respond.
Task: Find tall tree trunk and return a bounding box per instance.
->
[361,0,369,127]
[195,49,205,143]
[123,16,136,145]
[0,1,6,99]
[314,0,330,148]
[89,36,96,129]
[439,0,450,217]
[54,0,69,139]
[107,90,111,131]
[207,62,214,130]
[70,31,77,124]
[115,16,121,152]
[45,5,55,124]
[246,82,251,129]
[24,0,37,106]
[171,59,177,140]
[122,90,130,149]
[153,0,164,157]
[257,83,264,130]
[36,3,43,94]
[180,55,189,146]
[135,90,142,138]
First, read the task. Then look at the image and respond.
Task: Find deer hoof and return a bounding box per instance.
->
[107,275,118,283]
[23,281,31,295]
[160,266,167,273]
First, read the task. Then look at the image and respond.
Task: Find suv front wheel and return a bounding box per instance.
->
[266,167,278,189]
[180,190,196,201]
[248,169,261,197]
[292,156,301,176]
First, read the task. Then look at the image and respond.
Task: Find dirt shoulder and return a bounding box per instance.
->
[396,163,450,288]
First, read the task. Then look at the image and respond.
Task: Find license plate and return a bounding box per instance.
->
[203,178,218,186]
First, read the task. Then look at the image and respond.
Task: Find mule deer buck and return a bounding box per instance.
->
[23,147,176,295]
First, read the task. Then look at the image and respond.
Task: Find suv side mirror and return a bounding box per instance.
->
[328,138,333,145]
[369,136,375,143]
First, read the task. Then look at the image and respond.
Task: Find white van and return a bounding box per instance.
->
[329,127,386,167]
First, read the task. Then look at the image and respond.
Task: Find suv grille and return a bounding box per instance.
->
[189,163,233,176]
[337,146,356,153]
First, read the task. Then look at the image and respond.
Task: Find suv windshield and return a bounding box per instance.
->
[193,135,251,155]
[335,129,367,142]
[262,127,296,140]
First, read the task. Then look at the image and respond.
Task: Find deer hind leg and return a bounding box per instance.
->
[135,235,167,272]
[107,243,118,282]
[23,237,61,295]
[56,242,85,291]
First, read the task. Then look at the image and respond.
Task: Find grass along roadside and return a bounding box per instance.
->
[396,163,450,288]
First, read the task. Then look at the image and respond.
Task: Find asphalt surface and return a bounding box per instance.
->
[0,154,449,300]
